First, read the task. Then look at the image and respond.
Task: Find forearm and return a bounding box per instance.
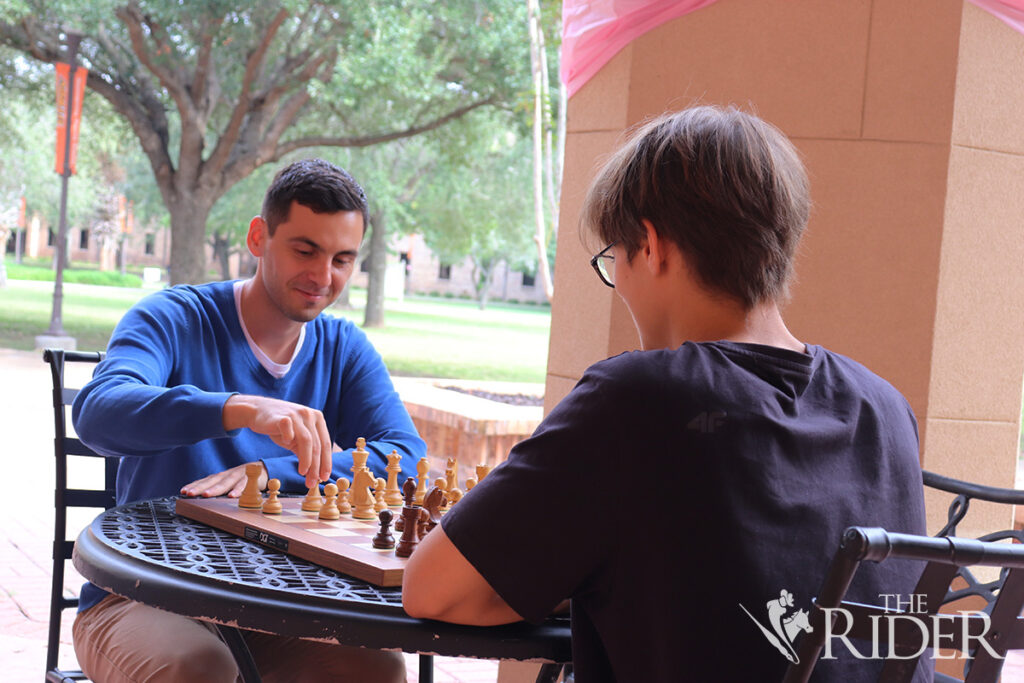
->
[402,526,524,626]
[74,376,233,457]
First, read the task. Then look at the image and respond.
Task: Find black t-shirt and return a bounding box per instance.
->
[443,342,930,682]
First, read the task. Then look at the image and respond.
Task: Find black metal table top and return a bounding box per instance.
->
[73,497,572,661]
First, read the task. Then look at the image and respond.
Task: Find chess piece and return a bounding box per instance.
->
[374,477,387,513]
[396,477,416,532]
[351,436,370,482]
[417,507,430,540]
[445,457,459,494]
[262,478,283,514]
[465,477,477,492]
[434,478,449,511]
[422,486,444,536]
[395,478,420,558]
[239,462,264,509]
[385,450,403,507]
[301,482,323,512]
[335,477,351,514]
[352,467,377,520]
[447,486,463,507]
[475,464,492,482]
[373,509,396,549]
[414,458,429,506]
[319,483,341,520]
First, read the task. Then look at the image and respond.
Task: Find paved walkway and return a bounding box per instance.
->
[3,347,1024,682]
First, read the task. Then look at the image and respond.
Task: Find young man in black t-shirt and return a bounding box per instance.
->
[403,106,929,682]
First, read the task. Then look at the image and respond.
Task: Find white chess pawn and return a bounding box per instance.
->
[319,483,340,521]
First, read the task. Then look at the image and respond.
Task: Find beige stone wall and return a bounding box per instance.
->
[347,233,550,305]
[23,215,168,273]
[546,0,1024,535]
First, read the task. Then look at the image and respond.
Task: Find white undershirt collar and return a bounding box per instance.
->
[233,280,305,379]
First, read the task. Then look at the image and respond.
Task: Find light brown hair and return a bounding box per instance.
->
[581,106,810,308]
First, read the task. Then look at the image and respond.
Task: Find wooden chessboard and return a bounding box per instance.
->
[175,496,408,586]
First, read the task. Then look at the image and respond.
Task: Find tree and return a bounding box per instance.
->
[415,125,535,310]
[341,138,435,327]
[0,0,528,284]
[525,0,564,303]
[205,165,275,281]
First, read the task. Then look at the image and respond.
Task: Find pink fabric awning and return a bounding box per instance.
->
[968,0,1024,33]
[560,0,721,98]
[561,0,1024,99]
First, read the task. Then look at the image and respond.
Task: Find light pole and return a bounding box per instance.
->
[36,30,83,351]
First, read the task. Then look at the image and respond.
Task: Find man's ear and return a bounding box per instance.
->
[247,216,268,257]
[641,219,669,275]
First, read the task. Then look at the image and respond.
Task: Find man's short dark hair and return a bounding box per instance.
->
[262,158,369,235]
[581,105,810,309]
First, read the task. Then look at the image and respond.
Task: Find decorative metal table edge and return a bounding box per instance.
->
[73,497,572,662]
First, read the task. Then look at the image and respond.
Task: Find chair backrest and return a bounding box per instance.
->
[43,349,115,682]
[783,470,1024,683]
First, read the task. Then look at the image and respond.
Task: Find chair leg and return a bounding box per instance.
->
[215,624,262,683]
[534,662,565,683]
[419,654,434,683]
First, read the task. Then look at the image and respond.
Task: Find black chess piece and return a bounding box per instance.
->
[373,509,396,549]
[395,478,420,558]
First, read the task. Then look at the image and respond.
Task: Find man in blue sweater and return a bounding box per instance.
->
[72,159,423,682]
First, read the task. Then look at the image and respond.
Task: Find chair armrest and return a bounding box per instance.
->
[923,470,1024,505]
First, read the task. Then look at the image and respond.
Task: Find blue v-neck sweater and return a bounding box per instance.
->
[72,282,426,610]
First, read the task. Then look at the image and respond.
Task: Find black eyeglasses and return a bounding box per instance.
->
[590,241,617,288]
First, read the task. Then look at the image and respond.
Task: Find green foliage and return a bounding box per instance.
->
[0,71,152,240]
[5,260,143,287]
[415,111,537,285]
[0,0,535,284]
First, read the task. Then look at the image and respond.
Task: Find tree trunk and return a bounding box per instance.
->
[211,232,232,280]
[527,0,554,303]
[334,282,353,309]
[167,199,215,285]
[537,16,560,241]
[473,257,494,310]
[363,210,388,328]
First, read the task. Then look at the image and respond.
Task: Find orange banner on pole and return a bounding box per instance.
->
[18,196,26,229]
[55,62,87,176]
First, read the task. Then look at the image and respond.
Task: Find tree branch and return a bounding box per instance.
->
[274,96,497,157]
[192,19,222,124]
[117,6,194,121]
[258,48,335,145]
[94,21,170,149]
[203,8,289,178]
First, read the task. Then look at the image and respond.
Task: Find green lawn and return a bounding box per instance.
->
[338,291,551,381]
[0,278,551,382]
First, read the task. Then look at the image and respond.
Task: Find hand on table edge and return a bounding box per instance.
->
[181,460,267,498]
[222,394,333,488]
[402,525,525,626]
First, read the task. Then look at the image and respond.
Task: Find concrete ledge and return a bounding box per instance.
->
[34,334,77,351]
[392,377,543,475]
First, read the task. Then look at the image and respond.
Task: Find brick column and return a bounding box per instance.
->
[546,0,1024,535]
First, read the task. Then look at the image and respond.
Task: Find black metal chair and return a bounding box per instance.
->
[43,348,115,683]
[783,470,1024,683]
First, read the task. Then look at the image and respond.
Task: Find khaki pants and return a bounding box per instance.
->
[73,593,406,683]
